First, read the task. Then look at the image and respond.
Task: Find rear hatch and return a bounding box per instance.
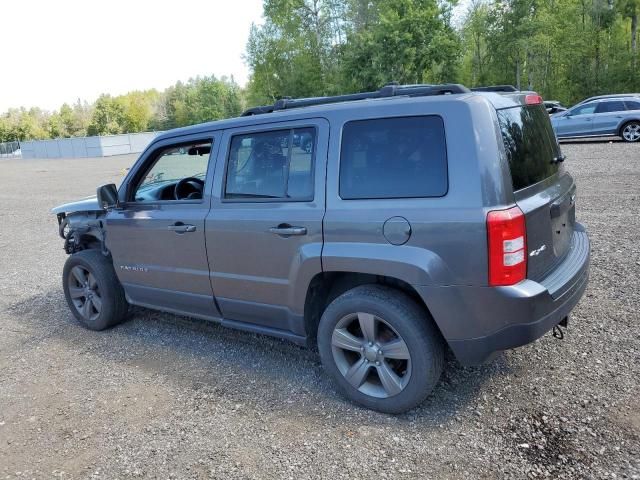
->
[497,103,575,281]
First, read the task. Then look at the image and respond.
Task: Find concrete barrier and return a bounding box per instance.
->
[20,131,162,159]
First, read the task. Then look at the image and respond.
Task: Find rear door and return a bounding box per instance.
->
[554,103,596,137]
[592,100,627,135]
[497,104,575,280]
[205,119,328,334]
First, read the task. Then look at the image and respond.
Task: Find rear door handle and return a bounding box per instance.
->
[168,223,196,233]
[268,226,307,236]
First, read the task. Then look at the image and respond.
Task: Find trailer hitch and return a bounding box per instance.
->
[552,316,569,339]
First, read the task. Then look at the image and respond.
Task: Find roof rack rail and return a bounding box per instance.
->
[470,85,519,92]
[241,83,471,116]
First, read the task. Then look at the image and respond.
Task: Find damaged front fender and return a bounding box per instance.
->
[53,195,108,255]
[51,195,101,215]
[56,211,107,255]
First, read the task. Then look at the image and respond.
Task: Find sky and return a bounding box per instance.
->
[0,0,264,112]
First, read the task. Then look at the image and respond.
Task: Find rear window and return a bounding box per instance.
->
[497,105,560,191]
[595,101,626,113]
[339,116,448,199]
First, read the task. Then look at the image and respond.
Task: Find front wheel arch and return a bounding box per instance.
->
[62,249,128,330]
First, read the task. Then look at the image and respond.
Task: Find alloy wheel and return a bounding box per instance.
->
[68,265,102,321]
[331,312,412,398]
[622,123,640,142]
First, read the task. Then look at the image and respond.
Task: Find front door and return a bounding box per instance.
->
[206,119,329,335]
[107,133,222,318]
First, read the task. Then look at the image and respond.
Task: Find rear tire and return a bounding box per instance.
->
[63,249,128,331]
[621,121,640,142]
[317,285,444,414]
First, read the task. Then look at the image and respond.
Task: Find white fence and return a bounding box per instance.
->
[20,132,162,159]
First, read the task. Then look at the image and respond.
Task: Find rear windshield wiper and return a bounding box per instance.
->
[551,154,566,164]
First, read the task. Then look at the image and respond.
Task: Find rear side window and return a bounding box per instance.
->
[625,100,640,110]
[595,101,626,113]
[339,116,448,199]
[225,128,315,200]
[497,105,560,191]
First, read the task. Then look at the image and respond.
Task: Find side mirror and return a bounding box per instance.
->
[97,183,119,210]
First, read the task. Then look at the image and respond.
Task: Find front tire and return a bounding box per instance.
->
[621,121,640,142]
[63,249,128,331]
[317,285,444,414]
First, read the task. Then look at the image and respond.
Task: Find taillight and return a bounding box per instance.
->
[525,94,543,105]
[487,206,527,286]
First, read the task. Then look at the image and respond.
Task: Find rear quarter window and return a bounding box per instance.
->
[595,101,626,113]
[497,105,561,191]
[339,116,448,199]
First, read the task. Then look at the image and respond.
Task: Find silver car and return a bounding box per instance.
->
[551,97,640,142]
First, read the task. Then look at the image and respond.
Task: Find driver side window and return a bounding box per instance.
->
[134,141,212,202]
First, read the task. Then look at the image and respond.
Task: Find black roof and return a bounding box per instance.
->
[153,83,532,143]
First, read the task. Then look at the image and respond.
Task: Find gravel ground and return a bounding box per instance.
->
[0,142,638,479]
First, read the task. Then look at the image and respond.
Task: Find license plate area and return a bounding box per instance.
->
[550,190,576,257]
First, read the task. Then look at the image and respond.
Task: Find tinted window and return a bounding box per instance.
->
[595,101,626,113]
[571,104,597,115]
[497,105,561,191]
[625,100,640,110]
[225,128,314,200]
[339,116,447,199]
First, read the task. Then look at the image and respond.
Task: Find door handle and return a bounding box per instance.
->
[168,223,196,233]
[268,226,307,236]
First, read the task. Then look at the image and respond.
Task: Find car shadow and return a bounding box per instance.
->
[5,290,514,426]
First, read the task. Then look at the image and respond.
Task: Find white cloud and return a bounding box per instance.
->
[0,0,264,112]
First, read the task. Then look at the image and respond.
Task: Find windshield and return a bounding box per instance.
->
[497,104,562,191]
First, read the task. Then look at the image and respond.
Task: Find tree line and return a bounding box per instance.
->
[2,0,638,143]
[0,76,243,143]
[247,0,639,106]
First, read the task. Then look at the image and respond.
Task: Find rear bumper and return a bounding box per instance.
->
[416,224,590,366]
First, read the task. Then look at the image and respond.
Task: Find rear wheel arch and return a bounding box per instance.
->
[619,119,640,142]
[316,283,445,412]
[303,271,444,347]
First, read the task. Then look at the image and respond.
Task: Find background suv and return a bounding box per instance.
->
[52,84,590,413]
[551,97,640,142]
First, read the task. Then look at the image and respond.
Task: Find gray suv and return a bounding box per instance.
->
[53,84,590,413]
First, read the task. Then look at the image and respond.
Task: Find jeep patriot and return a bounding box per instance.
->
[53,84,590,413]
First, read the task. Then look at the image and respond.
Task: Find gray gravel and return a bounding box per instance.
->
[0,142,638,479]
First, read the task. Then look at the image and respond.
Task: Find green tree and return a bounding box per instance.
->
[87,95,126,136]
[246,0,346,104]
[342,0,460,90]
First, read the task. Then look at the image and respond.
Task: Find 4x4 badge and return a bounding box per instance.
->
[529,245,547,257]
